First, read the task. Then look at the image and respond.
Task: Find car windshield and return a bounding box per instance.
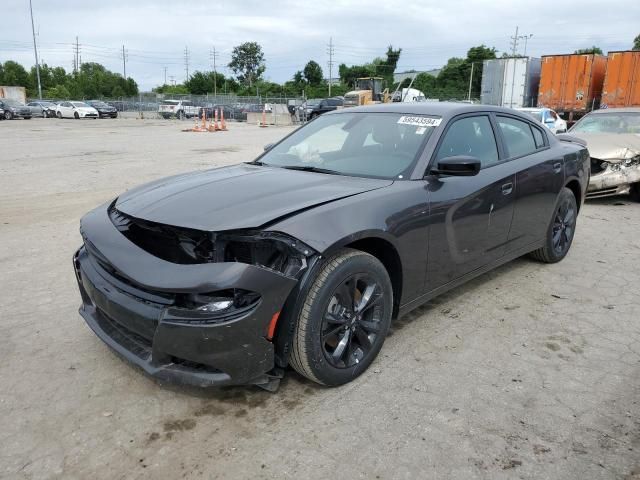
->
[571,112,640,134]
[91,101,108,107]
[256,112,439,179]
[72,102,90,108]
[3,99,23,107]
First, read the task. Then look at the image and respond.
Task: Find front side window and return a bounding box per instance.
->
[435,115,499,168]
[258,113,437,179]
[497,116,538,158]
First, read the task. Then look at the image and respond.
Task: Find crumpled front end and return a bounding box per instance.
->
[74,203,312,388]
[587,154,640,198]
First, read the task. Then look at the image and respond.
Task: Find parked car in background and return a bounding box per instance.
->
[0,106,4,120]
[569,107,640,200]
[26,100,56,118]
[305,97,344,119]
[74,103,588,391]
[0,99,32,119]
[158,100,200,119]
[516,107,567,134]
[55,101,99,119]
[86,100,118,118]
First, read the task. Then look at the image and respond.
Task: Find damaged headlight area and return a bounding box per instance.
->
[108,203,315,277]
[218,231,313,277]
[166,288,262,324]
[591,155,640,175]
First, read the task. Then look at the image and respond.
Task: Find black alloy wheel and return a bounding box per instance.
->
[290,249,393,386]
[321,273,384,369]
[551,196,575,257]
[530,187,577,263]
[4,110,13,120]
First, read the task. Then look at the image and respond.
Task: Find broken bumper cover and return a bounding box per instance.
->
[74,205,297,387]
[587,160,640,198]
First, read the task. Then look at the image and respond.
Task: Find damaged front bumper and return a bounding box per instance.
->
[587,157,640,198]
[74,205,299,388]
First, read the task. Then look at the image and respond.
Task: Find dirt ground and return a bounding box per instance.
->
[1,116,639,480]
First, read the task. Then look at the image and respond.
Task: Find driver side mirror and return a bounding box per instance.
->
[431,155,481,176]
[264,143,274,152]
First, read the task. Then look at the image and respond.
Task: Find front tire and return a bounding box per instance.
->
[290,249,393,386]
[5,111,13,120]
[56,111,62,119]
[629,183,640,202]
[530,187,577,263]
[74,112,80,119]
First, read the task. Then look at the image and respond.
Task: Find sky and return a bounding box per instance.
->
[2,0,639,91]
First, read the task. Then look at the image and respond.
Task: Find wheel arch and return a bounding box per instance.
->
[565,178,582,212]
[272,231,404,369]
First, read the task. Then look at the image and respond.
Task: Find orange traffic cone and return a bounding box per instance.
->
[220,107,227,131]
[213,108,220,131]
[259,104,268,127]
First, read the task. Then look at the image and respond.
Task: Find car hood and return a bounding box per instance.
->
[76,107,97,113]
[115,163,393,231]
[570,132,640,162]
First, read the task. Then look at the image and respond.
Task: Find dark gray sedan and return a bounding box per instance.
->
[74,103,589,391]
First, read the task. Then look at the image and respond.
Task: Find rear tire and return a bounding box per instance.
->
[5,111,13,120]
[290,248,393,386]
[629,183,640,202]
[530,187,577,263]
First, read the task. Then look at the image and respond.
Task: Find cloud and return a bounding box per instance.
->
[2,0,638,90]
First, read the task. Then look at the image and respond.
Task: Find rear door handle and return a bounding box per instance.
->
[501,182,513,195]
[553,162,562,173]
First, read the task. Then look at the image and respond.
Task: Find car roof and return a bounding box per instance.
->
[590,107,640,114]
[327,102,538,121]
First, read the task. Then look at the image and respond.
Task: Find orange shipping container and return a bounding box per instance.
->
[601,50,640,108]
[538,54,607,115]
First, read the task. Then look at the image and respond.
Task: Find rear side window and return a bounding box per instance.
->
[435,115,499,168]
[531,126,546,149]
[497,116,537,158]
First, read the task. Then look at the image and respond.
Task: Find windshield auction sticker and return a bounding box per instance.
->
[397,116,442,127]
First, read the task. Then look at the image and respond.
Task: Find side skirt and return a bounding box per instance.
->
[398,239,545,318]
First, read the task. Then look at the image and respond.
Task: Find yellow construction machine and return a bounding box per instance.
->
[343,77,392,107]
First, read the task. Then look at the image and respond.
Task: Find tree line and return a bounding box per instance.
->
[0,61,138,99]
[3,34,639,101]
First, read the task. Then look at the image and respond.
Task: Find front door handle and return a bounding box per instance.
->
[501,182,513,195]
[553,162,562,173]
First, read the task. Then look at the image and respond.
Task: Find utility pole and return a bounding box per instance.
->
[73,35,80,73]
[509,26,519,57]
[326,37,334,96]
[163,67,167,85]
[210,47,219,96]
[523,34,533,57]
[467,61,475,102]
[28,0,42,98]
[121,45,128,79]
[184,46,190,81]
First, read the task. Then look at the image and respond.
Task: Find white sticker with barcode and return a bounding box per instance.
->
[397,116,442,127]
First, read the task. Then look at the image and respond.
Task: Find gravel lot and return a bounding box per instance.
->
[1,116,639,480]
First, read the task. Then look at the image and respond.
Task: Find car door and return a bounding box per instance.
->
[27,102,39,116]
[59,102,70,117]
[495,115,565,253]
[424,114,516,290]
